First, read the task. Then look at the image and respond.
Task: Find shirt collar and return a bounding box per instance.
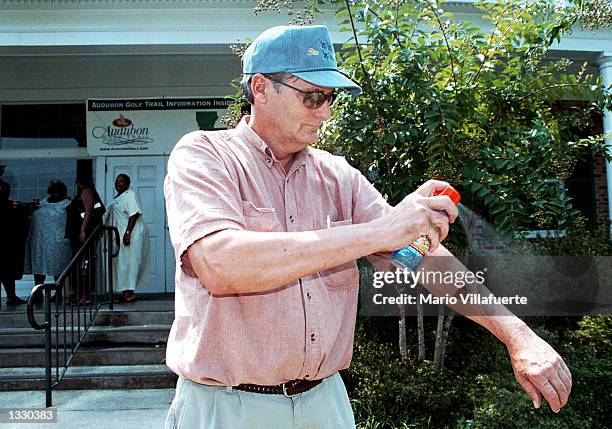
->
[236,115,311,170]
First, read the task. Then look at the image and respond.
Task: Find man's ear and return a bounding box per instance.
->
[251,74,269,105]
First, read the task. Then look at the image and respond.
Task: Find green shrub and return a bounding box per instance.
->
[347,318,612,429]
[346,321,472,429]
[570,315,612,350]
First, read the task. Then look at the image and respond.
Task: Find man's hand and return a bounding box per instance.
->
[506,326,572,413]
[373,179,458,253]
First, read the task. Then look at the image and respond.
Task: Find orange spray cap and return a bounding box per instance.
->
[433,186,461,206]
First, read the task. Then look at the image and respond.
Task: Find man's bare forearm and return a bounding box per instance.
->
[188,223,379,295]
[419,244,530,345]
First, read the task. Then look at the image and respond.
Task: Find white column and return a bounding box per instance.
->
[598,53,612,235]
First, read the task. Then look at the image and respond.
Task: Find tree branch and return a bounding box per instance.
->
[517,82,598,102]
[468,0,515,86]
[394,2,404,49]
[423,0,458,89]
[362,5,404,49]
[345,0,376,102]
[470,0,543,86]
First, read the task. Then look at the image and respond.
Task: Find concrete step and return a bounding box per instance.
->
[0,309,175,329]
[0,325,171,348]
[0,346,167,368]
[2,308,99,330]
[0,309,32,329]
[0,364,178,391]
[95,310,174,327]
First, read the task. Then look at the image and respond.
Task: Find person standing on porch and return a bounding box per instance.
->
[0,180,29,306]
[163,25,571,429]
[105,173,150,303]
[65,176,105,248]
[24,180,72,294]
[65,176,105,304]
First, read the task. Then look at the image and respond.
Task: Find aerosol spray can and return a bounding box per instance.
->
[390,186,461,271]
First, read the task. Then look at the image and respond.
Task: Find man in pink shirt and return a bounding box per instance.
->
[164,25,571,429]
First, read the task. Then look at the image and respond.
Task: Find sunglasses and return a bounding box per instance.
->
[270,79,336,109]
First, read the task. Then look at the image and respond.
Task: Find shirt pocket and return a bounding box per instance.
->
[241,201,281,232]
[314,218,359,290]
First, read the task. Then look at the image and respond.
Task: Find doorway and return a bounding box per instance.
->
[105,156,175,293]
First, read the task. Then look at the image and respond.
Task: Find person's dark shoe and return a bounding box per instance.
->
[120,291,136,303]
[78,292,92,305]
[7,296,27,306]
[123,295,136,303]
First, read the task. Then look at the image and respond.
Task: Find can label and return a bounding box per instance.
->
[409,237,431,256]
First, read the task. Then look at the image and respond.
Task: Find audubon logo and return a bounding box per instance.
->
[92,115,153,147]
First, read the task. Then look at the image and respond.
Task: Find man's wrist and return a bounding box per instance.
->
[503,320,532,349]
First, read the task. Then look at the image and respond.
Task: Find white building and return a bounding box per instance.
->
[1,0,611,294]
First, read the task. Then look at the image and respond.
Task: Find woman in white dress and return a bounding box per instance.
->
[105,174,150,302]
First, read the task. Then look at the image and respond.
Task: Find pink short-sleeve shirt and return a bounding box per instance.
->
[164,116,390,386]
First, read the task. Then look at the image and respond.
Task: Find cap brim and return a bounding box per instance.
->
[292,70,362,95]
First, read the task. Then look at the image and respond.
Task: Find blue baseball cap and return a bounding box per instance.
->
[242,25,362,95]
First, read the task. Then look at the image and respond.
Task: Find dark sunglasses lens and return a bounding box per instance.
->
[304,92,323,109]
[303,92,334,109]
[303,94,317,109]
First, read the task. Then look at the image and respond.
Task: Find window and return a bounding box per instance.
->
[1,104,86,147]
[1,159,81,202]
[0,103,93,202]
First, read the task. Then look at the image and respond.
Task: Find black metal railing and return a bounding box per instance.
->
[26,225,120,407]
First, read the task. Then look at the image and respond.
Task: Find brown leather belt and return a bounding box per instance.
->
[234,378,323,397]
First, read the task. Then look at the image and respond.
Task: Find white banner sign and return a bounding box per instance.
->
[86,98,231,156]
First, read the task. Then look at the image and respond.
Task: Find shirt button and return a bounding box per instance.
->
[305,374,309,378]
[310,334,316,342]
[306,292,311,300]
[289,215,294,223]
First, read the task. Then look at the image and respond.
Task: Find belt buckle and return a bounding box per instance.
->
[282,382,298,398]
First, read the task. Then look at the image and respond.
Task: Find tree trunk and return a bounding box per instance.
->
[416,285,426,362]
[438,309,456,369]
[433,304,445,368]
[433,305,456,370]
[398,308,408,363]
[394,281,408,363]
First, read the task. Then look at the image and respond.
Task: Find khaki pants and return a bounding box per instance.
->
[165,372,356,429]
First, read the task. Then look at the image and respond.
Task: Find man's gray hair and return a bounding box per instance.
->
[240,72,294,104]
